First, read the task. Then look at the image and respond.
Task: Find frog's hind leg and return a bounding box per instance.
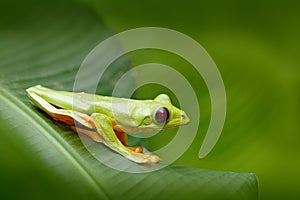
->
[26,88,94,129]
[70,126,102,142]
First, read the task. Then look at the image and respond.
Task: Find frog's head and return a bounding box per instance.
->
[135,94,190,130]
[115,94,190,132]
[152,94,190,129]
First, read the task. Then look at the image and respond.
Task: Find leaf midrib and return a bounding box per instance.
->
[0,86,111,200]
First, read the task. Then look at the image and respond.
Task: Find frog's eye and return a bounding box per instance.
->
[154,107,169,124]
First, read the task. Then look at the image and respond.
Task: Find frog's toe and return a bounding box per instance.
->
[148,154,160,163]
[128,146,143,153]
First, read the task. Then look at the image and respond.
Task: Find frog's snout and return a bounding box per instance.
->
[180,111,190,125]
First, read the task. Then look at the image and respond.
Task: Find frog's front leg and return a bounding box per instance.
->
[71,126,143,153]
[91,113,160,164]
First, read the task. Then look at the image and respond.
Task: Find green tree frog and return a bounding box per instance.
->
[26,85,190,164]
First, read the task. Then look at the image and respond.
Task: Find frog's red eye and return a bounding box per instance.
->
[154,107,169,124]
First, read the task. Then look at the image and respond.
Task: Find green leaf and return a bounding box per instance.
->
[0,0,258,199]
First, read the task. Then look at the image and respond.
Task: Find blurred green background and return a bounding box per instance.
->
[88,0,300,199]
[0,0,299,199]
